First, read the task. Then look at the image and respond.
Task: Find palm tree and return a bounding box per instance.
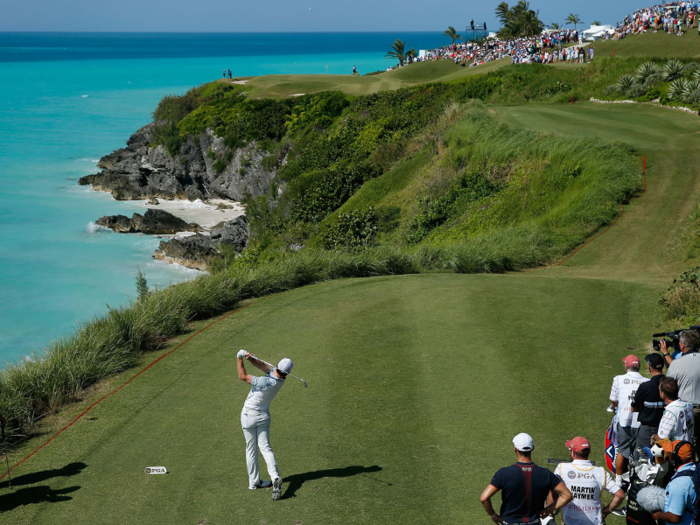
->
[593,20,601,26]
[566,13,583,30]
[443,26,462,46]
[550,22,561,30]
[496,2,511,25]
[386,39,407,67]
[521,9,544,36]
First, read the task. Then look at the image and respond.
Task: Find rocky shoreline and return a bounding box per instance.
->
[82,122,276,270]
[78,123,282,202]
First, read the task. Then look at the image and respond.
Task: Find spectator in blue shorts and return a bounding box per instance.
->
[480,433,572,524]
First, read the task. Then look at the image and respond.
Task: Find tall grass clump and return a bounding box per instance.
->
[660,267,700,325]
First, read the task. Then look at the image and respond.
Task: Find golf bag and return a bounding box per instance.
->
[626,447,669,525]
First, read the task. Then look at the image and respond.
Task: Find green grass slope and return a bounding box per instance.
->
[1,273,658,525]
[594,31,700,59]
[240,59,510,98]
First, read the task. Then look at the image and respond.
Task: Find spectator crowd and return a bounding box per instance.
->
[613,1,699,39]
[481,328,700,524]
[404,2,700,72]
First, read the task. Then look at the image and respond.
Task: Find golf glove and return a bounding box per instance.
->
[237,349,247,359]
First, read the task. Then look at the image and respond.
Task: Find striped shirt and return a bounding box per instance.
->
[658,399,695,441]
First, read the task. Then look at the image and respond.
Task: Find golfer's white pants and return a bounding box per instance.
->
[241,407,279,487]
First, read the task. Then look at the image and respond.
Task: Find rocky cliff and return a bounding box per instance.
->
[79,123,282,202]
[153,215,250,270]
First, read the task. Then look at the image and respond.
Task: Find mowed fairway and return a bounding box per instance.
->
[2,103,700,524]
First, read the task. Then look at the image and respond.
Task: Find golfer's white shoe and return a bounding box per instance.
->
[271,477,282,501]
[249,480,272,490]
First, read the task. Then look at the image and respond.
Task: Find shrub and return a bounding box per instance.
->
[636,62,660,83]
[626,84,647,99]
[644,87,662,101]
[668,78,689,100]
[214,158,226,173]
[616,75,635,93]
[664,58,685,82]
[661,266,700,324]
[322,208,378,250]
[603,85,618,96]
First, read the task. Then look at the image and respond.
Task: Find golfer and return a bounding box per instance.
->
[480,433,572,524]
[236,350,293,501]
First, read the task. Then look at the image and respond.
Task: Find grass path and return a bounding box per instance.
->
[2,102,699,523]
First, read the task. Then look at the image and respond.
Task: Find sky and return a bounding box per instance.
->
[1,0,646,32]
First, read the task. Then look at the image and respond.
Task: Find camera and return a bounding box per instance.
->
[652,325,700,353]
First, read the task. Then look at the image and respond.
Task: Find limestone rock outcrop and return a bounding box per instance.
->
[96,209,201,235]
[79,123,282,202]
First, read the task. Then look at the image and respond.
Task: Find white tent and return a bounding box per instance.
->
[583,25,615,41]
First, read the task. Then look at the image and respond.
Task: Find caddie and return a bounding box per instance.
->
[236,350,293,501]
[610,354,648,487]
[552,436,625,524]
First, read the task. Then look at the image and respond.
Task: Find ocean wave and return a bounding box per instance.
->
[85,222,112,234]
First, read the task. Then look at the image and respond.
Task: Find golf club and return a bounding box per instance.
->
[245,352,308,388]
[1,420,12,489]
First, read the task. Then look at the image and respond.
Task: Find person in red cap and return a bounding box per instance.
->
[610,354,648,487]
[652,440,697,525]
[552,436,625,524]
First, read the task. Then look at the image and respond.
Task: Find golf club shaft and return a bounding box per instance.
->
[248,354,307,387]
[1,427,11,488]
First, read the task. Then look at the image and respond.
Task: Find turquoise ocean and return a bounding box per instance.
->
[0,32,449,366]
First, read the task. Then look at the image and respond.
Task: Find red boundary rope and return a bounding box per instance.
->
[0,291,288,480]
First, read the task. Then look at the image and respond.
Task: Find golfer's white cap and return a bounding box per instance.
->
[277,358,293,374]
[513,433,534,452]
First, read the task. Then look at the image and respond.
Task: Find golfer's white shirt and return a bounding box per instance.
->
[658,399,695,441]
[243,369,285,413]
[610,371,648,428]
[555,460,620,525]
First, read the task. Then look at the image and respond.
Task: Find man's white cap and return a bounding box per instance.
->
[513,433,534,452]
[277,358,293,374]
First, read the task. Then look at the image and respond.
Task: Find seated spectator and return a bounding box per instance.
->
[652,440,697,524]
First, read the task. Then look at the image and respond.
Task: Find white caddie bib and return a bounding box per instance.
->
[555,461,618,525]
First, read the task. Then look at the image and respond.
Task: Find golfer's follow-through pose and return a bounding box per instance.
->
[236,349,292,501]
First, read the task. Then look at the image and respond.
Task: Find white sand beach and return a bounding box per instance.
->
[123,198,246,229]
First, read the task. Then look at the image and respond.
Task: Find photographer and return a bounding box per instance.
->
[667,329,700,455]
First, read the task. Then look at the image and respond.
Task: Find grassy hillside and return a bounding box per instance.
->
[595,31,700,59]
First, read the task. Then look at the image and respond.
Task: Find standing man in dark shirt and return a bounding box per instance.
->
[480,433,572,524]
[632,353,666,459]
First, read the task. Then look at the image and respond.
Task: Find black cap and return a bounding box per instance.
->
[646,353,665,370]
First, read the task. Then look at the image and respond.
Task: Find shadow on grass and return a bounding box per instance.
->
[0,462,86,512]
[0,461,87,490]
[0,485,80,512]
[281,465,386,500]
